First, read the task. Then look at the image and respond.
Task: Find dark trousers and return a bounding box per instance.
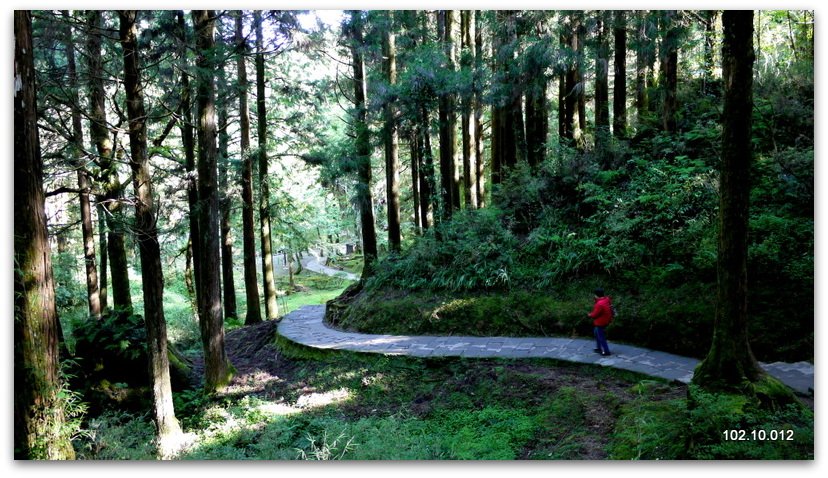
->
[594,326,610,354]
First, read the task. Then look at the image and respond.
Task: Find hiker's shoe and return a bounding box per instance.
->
[593,348,602,353]
[601,352,612,356]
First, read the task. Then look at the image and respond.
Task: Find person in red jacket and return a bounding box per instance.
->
[588,288,613,356]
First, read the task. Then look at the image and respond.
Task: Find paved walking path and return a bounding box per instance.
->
[277,305,814,395]
[302,253,360,281]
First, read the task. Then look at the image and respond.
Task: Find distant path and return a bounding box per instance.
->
[302,251,359,281]
[277,305,814,396]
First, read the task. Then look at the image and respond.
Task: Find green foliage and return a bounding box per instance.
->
[367,208,518,292]
[608,381,688,459]
[75,410,157,460]
[687,385,814,459]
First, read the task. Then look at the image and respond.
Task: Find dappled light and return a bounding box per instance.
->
[17,8,812,461]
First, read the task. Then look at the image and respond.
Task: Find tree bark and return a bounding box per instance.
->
[97,203,108,312]
[635,11,650,126]
[118,9,183,455]
[192,9,234,391]
[409,132,422,231]
[382,14,401,253]
[694,10,765,391]
[594,12,611,162]
[418,107,436,230]
[235,11,263,325]
[524,20,548,169]
[14,10,76,460]
[460,10,478,208]
[473,10,485,208]
[437,10,459,219]
[175,10,202,317]
[86,10,132,313]
[217,52,238,319]
[661,10,679,132]
[254,10,281,319]
[63,10,100,320]
[347,10,378,278]
[613,10,627,138]
[702,11,719,95]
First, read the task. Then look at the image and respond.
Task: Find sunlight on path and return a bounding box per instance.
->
[277,305,814,396]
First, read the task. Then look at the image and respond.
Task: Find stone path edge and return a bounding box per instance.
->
[277,304,814,396]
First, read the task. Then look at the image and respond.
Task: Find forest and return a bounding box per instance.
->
[14,9,813,460]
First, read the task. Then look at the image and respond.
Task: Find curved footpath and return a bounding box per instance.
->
[277,305,814,396]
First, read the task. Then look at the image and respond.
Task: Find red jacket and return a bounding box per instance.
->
[589,296,613,327]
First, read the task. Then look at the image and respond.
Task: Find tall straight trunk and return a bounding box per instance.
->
[409,132,422,231]
[460,10,478,208]
[86,10,132,313]
[118,10,183,455]
[14,10,75,460]
[558,27,568,142]
[524,21,548,169]
[235,11,262,325]
[694,10,765,391]
[437,10,458,219]
[491,11,516,184]
[97,204,108,312]
[473,10,485,208]
[347,11,378,278]
[382,15,401,253]
[562,14,579,144]
[217,56,238,319]
[62,10,100,320]
[192,9,234,391]
[594,12,611,162]
[574,13,587,141]
[635,11,650,125]
[175,11,202,313]
[702,10,719,95]
[254,10,280,319]
[661,10,679,132]
[418,108,436,230]
[613,10,627,138]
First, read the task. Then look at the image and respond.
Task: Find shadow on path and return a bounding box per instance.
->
[277,305,814,396]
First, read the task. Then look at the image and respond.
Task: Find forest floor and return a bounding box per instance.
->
[186,318,689,459]
[178,318,813,460]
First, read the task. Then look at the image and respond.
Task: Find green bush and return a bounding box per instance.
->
[687,385,814,459]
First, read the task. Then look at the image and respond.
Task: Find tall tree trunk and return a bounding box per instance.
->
[437,10,458,219]
[14,10,76,460]
[702,10,719,95]
[661,10,679,132]
[62,10,100,320]
[473,10,485,208]
[382,14,401,253]
[86,10,132,313]
[491,11,517,184]
[217,55,238,319]
[347,10,378,278]
[118,10,183,455]
[235,11,262,325]
[254,10,280,319]
[409,132,422,231]
[575,13,587,143]
[97,203,108,312]
[192,9,234,391]
[635,11,650,126]
[175,10,202,316]
[613,10,627,138]
[595,11,611,163]
[562,14,579,145]
[418,107,436,230]
[524,21,548,169]
[694,10,765,391]
[461,10,478,208]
